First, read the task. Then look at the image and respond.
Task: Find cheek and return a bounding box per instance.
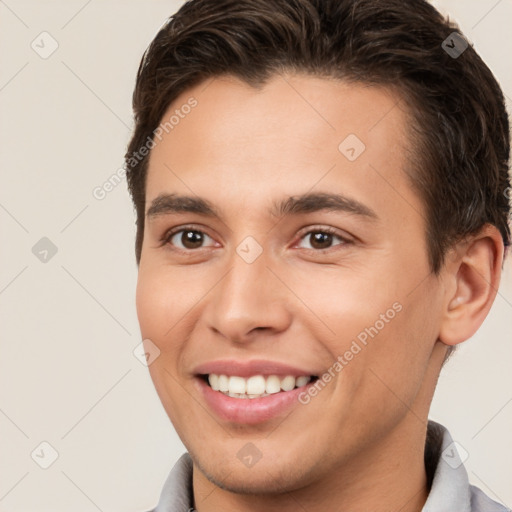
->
[136,268,166,339]
[135,262,194,342]
[135,264,192,395]
[283,263,399,351]
[136,264,195,421]
[287,264,436,396]
[354,292,440,418]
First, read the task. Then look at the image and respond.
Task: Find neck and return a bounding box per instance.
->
[192,342,447,512]
[192,416,429,512]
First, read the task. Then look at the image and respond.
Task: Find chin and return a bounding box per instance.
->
[190,448,317,496]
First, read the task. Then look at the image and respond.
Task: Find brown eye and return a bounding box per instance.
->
[296,228,349,251]
[181,230,204,249]
[309,232,334,249]
[166,229,215,250]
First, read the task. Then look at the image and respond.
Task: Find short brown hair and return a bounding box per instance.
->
[125,0,511,273]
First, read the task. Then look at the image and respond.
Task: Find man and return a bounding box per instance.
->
[124,0,511,510]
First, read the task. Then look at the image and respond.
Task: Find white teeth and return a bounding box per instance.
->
[296,376,310,387]
[218,374,229,392]
[265,375,281,394]
[227,392,268,399]
[208,374,220,391]
[246,375,266,395]
[206,373,312,398]
[229,376,246,394]
[280,375,296,391]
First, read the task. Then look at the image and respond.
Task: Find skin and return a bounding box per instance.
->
[136,74,503,512]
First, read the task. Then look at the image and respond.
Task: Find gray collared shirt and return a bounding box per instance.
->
[149,420,509,512]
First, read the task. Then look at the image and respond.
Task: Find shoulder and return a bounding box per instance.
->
[144,453,194,512]
[470,485,511,512]
[423,421,510,512]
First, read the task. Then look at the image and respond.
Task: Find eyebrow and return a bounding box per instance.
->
[146,192,378,221]
[146,194,220,219]
[273,192,378,220]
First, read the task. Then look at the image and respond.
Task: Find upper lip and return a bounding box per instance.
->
[193,359,319,378]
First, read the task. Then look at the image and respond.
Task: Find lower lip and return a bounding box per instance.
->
[195,377,315,424]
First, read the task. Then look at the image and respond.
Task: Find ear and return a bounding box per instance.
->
[439,224,504,346]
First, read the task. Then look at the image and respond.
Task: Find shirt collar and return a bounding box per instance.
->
[154,420,473,511]
[154,451,193,512]
[422,419,472,512]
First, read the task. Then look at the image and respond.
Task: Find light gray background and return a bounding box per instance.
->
[0,1,511,511]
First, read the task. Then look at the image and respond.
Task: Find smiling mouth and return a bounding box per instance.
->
[200,373,319,399]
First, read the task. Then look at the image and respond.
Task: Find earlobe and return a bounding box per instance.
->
[438,224,504,347]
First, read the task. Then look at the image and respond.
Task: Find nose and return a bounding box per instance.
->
[203,248,292,344]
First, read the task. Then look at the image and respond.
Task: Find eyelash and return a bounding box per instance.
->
[161,225,217,252]
[160,224,353,253]
[295,226,352,251]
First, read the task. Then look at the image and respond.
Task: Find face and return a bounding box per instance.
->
[136,74,446,494]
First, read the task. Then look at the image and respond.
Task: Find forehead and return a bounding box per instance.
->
[145,73,417,223]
